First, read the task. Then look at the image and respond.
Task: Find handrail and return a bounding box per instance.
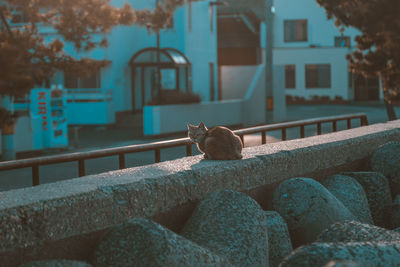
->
[0,113,368,186]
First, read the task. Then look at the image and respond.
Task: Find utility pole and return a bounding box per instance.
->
[156,0,161,96]
[265,0,274,122]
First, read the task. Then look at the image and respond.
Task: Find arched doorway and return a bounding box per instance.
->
[129,47,191,112]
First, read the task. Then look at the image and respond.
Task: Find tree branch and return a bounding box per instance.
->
[0,7,13,38]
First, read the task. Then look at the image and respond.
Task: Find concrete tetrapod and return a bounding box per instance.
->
[280,241,400,267]
[316,220,400,243]
[20,260,92,267]
[323,260,374,267]
[370,141,400,197]
[264,211,292,267]
[93,217,231,267]
[272,177,357,247]
[342,172,392,228]
[321,174,373,224]
[393,195,400,229]
[181,190,268,267]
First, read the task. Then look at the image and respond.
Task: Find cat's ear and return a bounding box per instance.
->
[187,123,193,129]
[199,122,207,130]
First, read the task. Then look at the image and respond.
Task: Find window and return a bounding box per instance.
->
[64,70,101,89]
[335,36,351,47]
[285,65,296,89]
[305,64,331,88]
[284,20,307,42]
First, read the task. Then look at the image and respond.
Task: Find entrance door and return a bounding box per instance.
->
[354,75,380,101]
[131,66,159,111]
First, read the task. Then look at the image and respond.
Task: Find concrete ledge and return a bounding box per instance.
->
[1,120,400,265]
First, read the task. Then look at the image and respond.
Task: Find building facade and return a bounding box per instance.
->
[273,0,382,102]
[39,0,218,125]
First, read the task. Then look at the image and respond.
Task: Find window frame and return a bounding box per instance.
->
[305,64,331,89]
[334,36,351,48]
[285,65,296,89]
[284,19,308,42]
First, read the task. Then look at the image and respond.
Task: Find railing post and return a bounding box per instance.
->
[32,165,40,186]
[261,131,267,144]
[361,116,368,126]
[317,123,322,135]
[347,119,351,129]
[119,153,126,170]
[300,125,305,138]
[282,128,287,141]
[78,159,85,177]
[186,143,192,156]
[155,149,161,163]
[332,120,337,132]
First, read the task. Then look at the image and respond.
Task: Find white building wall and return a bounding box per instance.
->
[42,0,217,116]
[184,2,218,101]
[271,0,379,101]
[273,0,360,48]
[274,47,351,100]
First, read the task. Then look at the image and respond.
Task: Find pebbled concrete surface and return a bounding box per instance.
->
[0,120,399,265]
[264,211,292,267]
[316,220,400,243]
[342,172,392,228]
[181,190,268,267]
[321,174,373,224]
[93,217,231,267]
[272,177,356,247]
[280,241,400,267]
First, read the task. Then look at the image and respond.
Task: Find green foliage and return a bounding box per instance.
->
[316,0,400,105]
[147,90,201,106]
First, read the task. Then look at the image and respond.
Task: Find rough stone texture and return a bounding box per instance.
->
[181,190,268,267]
[321,174,373,224]
[280,241,400,267]
[272,177,357,247]
[393,195,400,229]
[93,217,231,267]
[316,220,400,243]
[394,227,400,233]
[342,172,392,228]
[0,120,399,265]
[370,141,400,197]
[20,260,92,267]
[323,260,375,267]
[264,211,292,267]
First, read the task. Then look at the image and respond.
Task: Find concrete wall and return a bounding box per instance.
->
[143,65,267,135]
[1,120,399,265]
[221,66,259,100]
[143,100,243,136]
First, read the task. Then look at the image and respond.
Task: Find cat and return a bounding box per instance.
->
[187,122,243,160]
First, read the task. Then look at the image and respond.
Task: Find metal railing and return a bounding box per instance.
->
[0,113,368,187]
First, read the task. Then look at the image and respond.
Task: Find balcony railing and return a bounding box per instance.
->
[0,113,368,187]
